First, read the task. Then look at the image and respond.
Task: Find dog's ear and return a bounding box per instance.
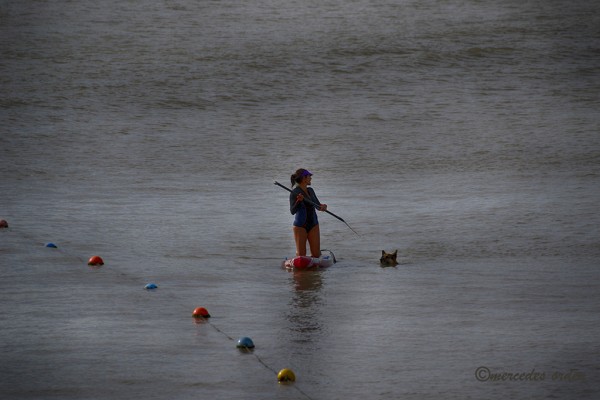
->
[393,250,398,256]
[381,250,386,256]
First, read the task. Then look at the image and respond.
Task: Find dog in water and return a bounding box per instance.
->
[380,250,398,266]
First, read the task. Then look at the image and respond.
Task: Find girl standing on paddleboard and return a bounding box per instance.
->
[290,168,327,257]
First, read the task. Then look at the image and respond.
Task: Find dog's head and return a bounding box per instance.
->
[380,250,398,266]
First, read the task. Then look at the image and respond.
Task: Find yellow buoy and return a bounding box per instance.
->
[277,368,296,383]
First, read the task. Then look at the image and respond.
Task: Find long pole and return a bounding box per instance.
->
[274,181,360,236]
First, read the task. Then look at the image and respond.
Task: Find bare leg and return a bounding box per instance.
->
[293,226,308,256]
[307,224,321,257]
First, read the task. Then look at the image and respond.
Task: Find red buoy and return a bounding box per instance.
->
[192,307,210,318]
[87,255,104,266]
[0,219,8,228]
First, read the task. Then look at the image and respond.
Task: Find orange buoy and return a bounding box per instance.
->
[87,255,104,266]
[192,307,211,318]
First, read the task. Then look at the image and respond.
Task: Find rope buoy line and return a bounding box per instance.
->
[209,318,314,400]
[206,322,276,374]
[3,222,316,400]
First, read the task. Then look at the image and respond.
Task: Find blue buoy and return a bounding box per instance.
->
[45,243,58,248]
[145,283,158,290]
[236,337,255,349]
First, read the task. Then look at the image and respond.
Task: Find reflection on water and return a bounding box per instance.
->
[286,269,324,342]
[291,269,323,293]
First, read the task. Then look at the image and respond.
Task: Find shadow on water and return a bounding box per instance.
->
[285,269,324,343]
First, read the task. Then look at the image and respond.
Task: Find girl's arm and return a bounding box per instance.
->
[289,188,304,215]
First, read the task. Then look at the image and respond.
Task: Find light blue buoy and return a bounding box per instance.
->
[236,337,255,349]
[45,243,58,248]
[145,283,158,290]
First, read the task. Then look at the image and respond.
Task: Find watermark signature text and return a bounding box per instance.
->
[475,366,586,383]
